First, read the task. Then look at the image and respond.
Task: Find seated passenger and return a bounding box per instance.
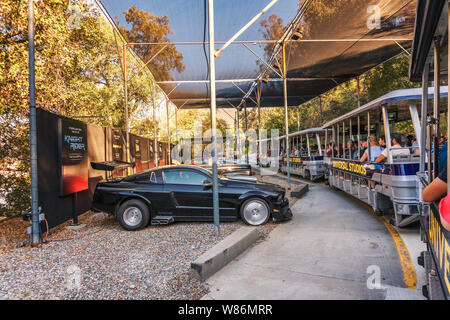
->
[439,133,447,172]
[375,133,409,163]
[408,135,420,155]
[359,138,367,159]
[379,136,386,150]
[359,135,382,162]
[326,143,333,157]
[422,164,450,231]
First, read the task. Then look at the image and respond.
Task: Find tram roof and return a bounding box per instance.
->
[322,86,448,128]
[409,0,447,81]
[279,127,326,140]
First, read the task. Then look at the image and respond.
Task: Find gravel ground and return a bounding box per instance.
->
[0,214,240,300]
[0,172,296,300]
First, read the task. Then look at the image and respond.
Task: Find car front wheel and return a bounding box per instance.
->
[240,198,270,226]
[117,199,150,231]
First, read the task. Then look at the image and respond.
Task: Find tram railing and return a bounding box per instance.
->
[418,177,450,300]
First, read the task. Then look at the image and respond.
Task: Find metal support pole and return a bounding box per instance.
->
[282,42,290,189]
[236,108,240,161]
[356,76,361,108]
[123,44,130,171]
[175,108,178,145]
[306,134,310,157]
[332,126,335,158]
[342,121,346,159]
[152,84,158,167]
[214,0,279,58]
[337,123,340,157]
[420,64,429,174]
[244,101,249,164]
[349,118,353,159]
[257,83,261,166]
[367,112,371,162]
[357,116,360,159]
[433,38,440,179]
[382,106,393,164]
[448,9,450,191]
[166,99,171,165]
[28,0,40,246]
[208,0,220,235]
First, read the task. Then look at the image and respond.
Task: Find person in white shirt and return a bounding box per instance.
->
[375,133,409,163]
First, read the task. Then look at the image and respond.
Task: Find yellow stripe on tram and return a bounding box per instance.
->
[377,216,417,290]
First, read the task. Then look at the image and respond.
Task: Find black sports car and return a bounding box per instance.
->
[91,165,292,230]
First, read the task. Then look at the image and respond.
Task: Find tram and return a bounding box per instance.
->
[408,0,450,300]
[278,128,328,181]
[322,87,447,228]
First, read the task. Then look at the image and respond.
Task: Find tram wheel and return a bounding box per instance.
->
[304,170,311,180]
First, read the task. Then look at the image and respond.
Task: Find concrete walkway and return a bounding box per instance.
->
[202,183,426,300]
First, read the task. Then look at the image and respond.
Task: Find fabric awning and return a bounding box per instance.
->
[101,0,418,109]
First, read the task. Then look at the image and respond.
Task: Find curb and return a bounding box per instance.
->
[190,227,260,282]
[291,184,309,198]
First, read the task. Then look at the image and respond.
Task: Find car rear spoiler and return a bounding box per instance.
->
[91,161,135,180]
[91,160,135,171]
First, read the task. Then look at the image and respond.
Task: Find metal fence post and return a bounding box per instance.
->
[208,0,220,236]
[28,0,40,246]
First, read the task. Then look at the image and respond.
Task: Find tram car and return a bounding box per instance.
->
[278,128,327,181]
[409,0,450,300]
[322,87,448,228]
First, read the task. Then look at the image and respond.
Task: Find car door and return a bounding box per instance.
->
[162,168,213,220]
[133,170,171,215]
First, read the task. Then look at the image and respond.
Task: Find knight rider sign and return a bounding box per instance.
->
[58,117,88,196]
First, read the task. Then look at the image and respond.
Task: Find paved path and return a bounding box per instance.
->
[203,183,425,300]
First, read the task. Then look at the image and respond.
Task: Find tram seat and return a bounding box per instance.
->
[392,154,411,163]
[411,154,420,162]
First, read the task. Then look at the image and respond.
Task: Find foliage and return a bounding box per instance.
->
[0,0,185,217]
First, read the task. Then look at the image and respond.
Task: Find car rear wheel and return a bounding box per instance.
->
[240,198,270,226]
[117,199,150,231]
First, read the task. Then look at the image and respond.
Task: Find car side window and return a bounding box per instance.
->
[150,172,157,183]
[164,170,208,185]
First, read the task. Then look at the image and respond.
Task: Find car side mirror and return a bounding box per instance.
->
[203,180,212,187]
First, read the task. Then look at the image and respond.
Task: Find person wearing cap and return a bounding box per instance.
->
[375,133,409,163]
[422,165,450,231]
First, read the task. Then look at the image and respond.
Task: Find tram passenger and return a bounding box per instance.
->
[351,141,359,160]
[345,140,352,158]
[408,135,420,155]
[326,143,333,157]
[294,146,300,157]
[359,138,367,159]
[375,133,409,163]
[360,135,382,162]
[439,133,447,172]
[379,136,386,150]
[422,165,450,231]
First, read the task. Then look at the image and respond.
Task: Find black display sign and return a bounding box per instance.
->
[134,138,142,172]
[58,118,88,196]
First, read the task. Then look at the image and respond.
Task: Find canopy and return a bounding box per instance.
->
[101,0,417,109]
